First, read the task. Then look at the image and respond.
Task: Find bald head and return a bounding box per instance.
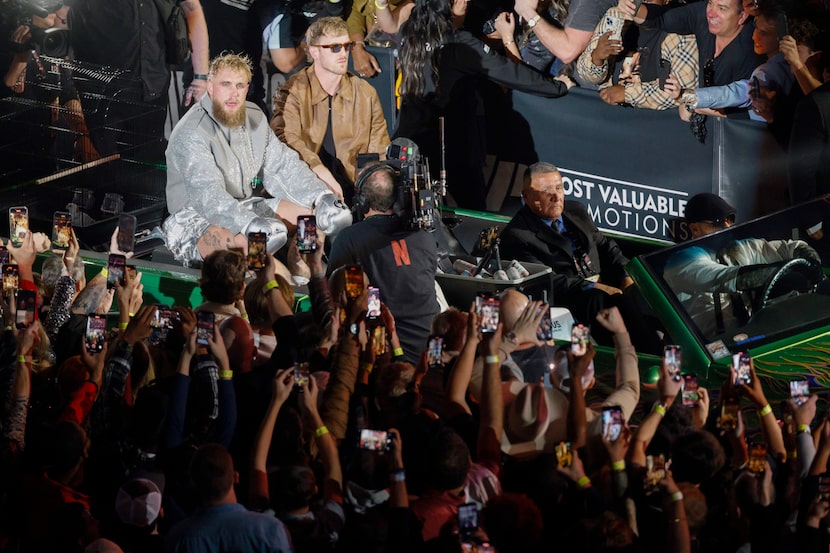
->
[499,289,529,332]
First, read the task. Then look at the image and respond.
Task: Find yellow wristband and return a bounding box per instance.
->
[262,280,279,295]
[100,267,108,277]
[374,0,388,9]
[393,347,404,357]
[315,425,329,437]
[671,491,684,502]
[218,370,233,380]
[653,403,666,417]
[612,460,626,472]
[128,312,135,318]
[576,476,591,488]
[788,450,797,460]
[119,322,128,330]
[4,326,12,332]
[16,354,26,363]
[798,423,810,434]
[241,313,249,321]
[485,354,500,364]
[759,404,772,417]
[361,362,374,374]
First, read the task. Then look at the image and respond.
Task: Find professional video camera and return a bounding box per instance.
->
[0,0,69,57]
[386,137,439,232]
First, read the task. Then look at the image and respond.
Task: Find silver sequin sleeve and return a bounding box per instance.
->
[261,131,333,210]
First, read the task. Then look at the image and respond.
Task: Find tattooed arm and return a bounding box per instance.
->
[70,270,108,315]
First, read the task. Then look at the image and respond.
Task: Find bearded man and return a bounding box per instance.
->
[163,53,351,266]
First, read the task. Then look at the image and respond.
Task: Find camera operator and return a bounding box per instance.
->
[1,5,98,181]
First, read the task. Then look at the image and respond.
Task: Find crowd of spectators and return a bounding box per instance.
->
[0,206,828,553]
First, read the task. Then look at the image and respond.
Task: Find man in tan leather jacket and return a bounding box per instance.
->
[271,17,390,204]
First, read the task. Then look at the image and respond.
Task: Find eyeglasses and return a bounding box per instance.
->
[313,42,355,53]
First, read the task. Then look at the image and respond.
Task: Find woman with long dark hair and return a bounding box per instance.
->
[394,0,573,209]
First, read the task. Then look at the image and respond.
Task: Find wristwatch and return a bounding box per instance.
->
[526,15,541,28]
[349,323,360,336]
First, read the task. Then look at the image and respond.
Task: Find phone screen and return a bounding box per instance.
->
[9,207,28,247]
[819,474,830,501]
[85,314,107,353]
[555,441,572,468]
[476,293,500,333]
[294,362,310,387]
[106,254,126,289]
[602,406,623,442]
[52,211,72,252]
[366,287,381,320]
[458,503,478,537]
[359,429,390,451]
[682,374,699,407]
[427,336,444,368]
[117,214,137,253]
[664,345,682,382]
[296,215,317,254]
[247,232,267,270]
[536,306,553,341]
[0,247,8,266]
[732,352,752,385]
[748,443,767,473]
[644,454,666,492]
[790,379,809,407]
[719,396,739,430]
[196,311,215,346]
[150,307,178,345]
[571,324,590,355]
[345,265,364,299]
[15,289,36,329]
[3,264,18,293]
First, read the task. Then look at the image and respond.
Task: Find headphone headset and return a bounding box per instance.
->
[353,161,401,219]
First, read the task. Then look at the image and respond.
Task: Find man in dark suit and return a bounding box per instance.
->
[499,161,643,346]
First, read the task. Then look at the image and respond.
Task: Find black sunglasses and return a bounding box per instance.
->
[314,42,355,53]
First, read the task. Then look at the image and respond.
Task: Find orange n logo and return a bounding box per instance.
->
[391,239,411,266]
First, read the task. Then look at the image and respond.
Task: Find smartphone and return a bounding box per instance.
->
[15,289,36,329]
[9,207,28,247]
[51,211,72,252]
[106,254,126,289]
[149,306,178,345]
[85,314,107,353]
[664,345,682,382]
[602,14,624,41]
[427,336,444,368]
[2,264,18,293]
[536,305,553,341]
[296,215,317,254]
[571,323,590,356]
[196,310,215,346]
[476,293,500,333]
[751,76,761,99]
[247,232,267,270]
[372,325,388,356]
[790,379,809,407]
[719,395,740,431]
[345,265,364,299]
[658,58,672,91]
[0,246,8,266]
[294,362,310,387]
[748,443,767,473]
[819,474,830,502]
[458,503,478,538]
[632,0,643,14]
[644,454,666,492]
[732,352,752,386]
[682,373,700,407]
[366,287,381,320]
[117,213,137,253]
[358,428,391,451]
[555,441,573,468]
[776,12,788,39]
[602,405,624,442]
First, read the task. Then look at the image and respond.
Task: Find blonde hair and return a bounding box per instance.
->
[306,16,349,46]
[209,52,253,82]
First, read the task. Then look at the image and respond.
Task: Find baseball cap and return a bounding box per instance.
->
[684,193,736,225]
[115,471,165,527]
